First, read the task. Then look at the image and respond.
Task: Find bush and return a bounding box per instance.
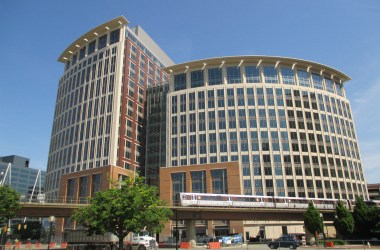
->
[331,239,345,245]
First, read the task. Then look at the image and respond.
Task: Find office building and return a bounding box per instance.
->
[0,155,45,199]
[147,56,368,239]
[45,16,173,198]
[47,16,368,240]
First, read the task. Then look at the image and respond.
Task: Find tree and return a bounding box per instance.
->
[304,203,323,238]
[353,196,378,239]
[71,176,173,250]
[0,185,21,244]
[334,200,354,239]
[0,186,21,224]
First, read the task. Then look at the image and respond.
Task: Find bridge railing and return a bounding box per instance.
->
[20,196,91,204]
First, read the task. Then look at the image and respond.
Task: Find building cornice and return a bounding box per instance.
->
[58,16,128,63]
[164,55,351,82]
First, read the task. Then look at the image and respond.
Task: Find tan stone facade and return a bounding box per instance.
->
[55,165,134,242]
[159,162,243,240]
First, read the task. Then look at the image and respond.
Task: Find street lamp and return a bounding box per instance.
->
[47,216,56,250]
[320,213,325,247]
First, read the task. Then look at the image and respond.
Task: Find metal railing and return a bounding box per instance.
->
[20,196,91,205]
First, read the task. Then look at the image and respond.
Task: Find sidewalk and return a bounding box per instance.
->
[301,246,380,249]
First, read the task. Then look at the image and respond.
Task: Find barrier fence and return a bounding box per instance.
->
[0,242,68,249]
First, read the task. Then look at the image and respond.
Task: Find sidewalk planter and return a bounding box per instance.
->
[325,241,334,247]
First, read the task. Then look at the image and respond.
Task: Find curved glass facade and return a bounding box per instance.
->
[158,57,367,200]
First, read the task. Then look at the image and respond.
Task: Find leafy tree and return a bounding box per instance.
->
[353,197,379,238]
[374,207,380,234]
[71,176,173,250]
[304,202,323,237]
[0,186,21,244]
[334,200,354,239]
[0,186,21,224]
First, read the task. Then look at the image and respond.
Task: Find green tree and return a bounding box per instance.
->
[304,203,323,238]
[71,176,173,250]
[334,200,354,239]
[353,197,379,238]
[0,186,21,223]
[0,186,21,244]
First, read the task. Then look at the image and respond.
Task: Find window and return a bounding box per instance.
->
[217,89,225,107]
[211,169,228,194]
[88,40,96,55]
[336,83,344,96]
[174,73,186,91]
[79,176,88,203]
[208,68,223,85]
[198,91,205,109]
[227,66,241,84]
[245,66,260,83]
[325,78,334,93]
[263,66,278,83]
[67,178,76,201]
[110,29,120,44]
[172,172,186,205]
[208,90,215,108]
[191,70,204,88]
[244,180,252,195]
[79,47,86,60]
[281,67,295,85]
[91,173,102,196]
[191,171,206,193]
[312,73,323,90]
[297,70,310,87]
[98,35,107,49]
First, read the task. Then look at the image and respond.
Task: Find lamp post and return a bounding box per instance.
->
[47,216,56,250]
[320,213,325,247]
[175,209,178,250]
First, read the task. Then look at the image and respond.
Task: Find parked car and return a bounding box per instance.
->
[267,236,300,249]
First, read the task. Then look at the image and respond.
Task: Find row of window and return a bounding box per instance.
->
[50,113,113,153]
[53,93,114,136]
[171,170,228,204]
[126,29,165,68]
[62,47,116,83]
[57,55,117,121]
[170,170,365,201]
[173,65,344,97]
[170,131,360,161]
[66,173,102,199]
[128,45,168,85]
[171,88,352,120]
[171,105,356,138]
[49,136,111,171]
[65,29,120,71]
[170,141,362,172]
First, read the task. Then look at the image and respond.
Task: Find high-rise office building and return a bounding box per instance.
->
[147,56,368,238]
[47,16,368,240]
[45,16,173,198]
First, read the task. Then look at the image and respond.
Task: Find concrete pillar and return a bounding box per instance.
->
[185,220,196,242]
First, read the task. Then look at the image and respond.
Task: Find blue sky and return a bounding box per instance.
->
[1,0,380,183]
